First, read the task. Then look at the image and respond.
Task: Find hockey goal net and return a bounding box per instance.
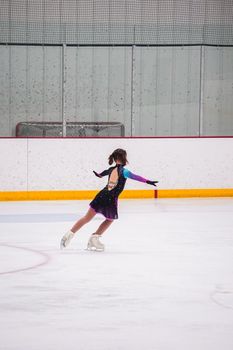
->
[16,121,125,137]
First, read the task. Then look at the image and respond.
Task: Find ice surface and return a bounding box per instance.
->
[0,198,233,350]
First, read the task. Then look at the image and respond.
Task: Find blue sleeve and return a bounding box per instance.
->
[123,168,147,183]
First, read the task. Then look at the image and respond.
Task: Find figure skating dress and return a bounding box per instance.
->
[90,164,148,220]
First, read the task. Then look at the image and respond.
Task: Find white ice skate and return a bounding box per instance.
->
[87,234,105,252]
[60,230,75,249]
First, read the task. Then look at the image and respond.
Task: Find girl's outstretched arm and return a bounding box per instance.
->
[123,168,158,186]
[93,169,111,178]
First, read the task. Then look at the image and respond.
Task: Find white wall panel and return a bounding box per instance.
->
[0,46,10,136]
[27,138,149,191]
[203,47,233,136]
[27,46,44,122]
[0,45,233,137]
[0,138,232,192]
[106,47,132,134]
[92,47,109,122]
[71,47,93,122]
[65,47,132,134]
[28,139,90,191]
[10,46,28,136]
[0,45,62,136]
[134,47,200,136]
[0,139,28,191]
[43,47,62,122]
[64,47,77,121]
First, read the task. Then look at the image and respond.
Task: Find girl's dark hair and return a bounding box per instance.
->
[108,149,128,166]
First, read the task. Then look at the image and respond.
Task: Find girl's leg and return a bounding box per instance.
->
[71,207,96,233]
[94,219,114,235]
[61,207,96,249]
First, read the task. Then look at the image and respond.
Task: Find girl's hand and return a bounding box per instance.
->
[93,170,102,178]
[146,180,159,187]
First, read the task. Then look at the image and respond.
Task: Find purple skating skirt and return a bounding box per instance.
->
[90,187,118,220]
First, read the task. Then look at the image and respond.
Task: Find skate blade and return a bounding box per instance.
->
[60,239,66,250]
[85,247,104,252]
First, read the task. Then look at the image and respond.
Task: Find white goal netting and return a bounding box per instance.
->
[16,122,125,137]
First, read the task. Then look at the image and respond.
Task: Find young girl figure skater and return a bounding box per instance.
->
[60,148,158,251]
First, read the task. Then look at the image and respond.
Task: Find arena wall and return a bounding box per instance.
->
[0,137,232,200]
[1,46,233,137]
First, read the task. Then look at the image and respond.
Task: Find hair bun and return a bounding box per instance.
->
[108,149,128,166]
[108,154,114,165]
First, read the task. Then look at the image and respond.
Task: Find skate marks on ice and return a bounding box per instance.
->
[3,242,232,311]
[59,248,153,255]
[1,199,233,350]
[60,247,105,253]
[0,211,104,224]
[210,285,233,310]
[0,243,51,276]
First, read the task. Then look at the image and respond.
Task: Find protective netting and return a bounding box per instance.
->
[16,122,125,137]
[0,0,233,46]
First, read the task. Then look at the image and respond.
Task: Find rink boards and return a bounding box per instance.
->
[0,137,233,200]
[1,188,233,201]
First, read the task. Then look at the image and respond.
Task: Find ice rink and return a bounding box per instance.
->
[0,198,233,350]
